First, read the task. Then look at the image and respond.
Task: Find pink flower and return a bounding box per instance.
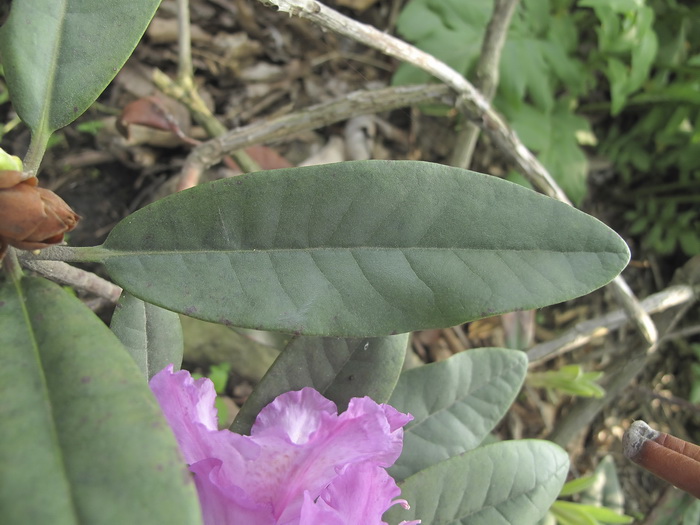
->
[150,365,420,525]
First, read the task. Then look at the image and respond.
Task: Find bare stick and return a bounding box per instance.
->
[161,0,259,180]
[20,259,122,302]
[181,83,454,176]
[527,284,694,364]
[450,0,520,168]
[255,0,657,346]
[257,0,568,201]
[176,0,193,85]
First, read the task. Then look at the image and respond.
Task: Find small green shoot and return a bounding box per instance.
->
[528,364,605,398]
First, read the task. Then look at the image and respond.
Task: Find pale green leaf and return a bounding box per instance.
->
[94,161,629,336]
[388,348,528,481]
[384,440,569,525]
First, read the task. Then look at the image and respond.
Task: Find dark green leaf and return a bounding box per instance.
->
[0,0,161,136]
[0,276,201,525]
[388,348,528,481]
[231,334,408,434]
[97,161,629,336]
[384,440,568,525]
[110,291,184,380]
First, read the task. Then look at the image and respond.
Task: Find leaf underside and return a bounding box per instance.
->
[100,160,629,336]
[389,348,528,482]
[384,440,569,525]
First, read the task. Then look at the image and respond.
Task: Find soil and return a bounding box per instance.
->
[1,0,698,521]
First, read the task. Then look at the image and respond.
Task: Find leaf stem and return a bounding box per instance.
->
[18,245,109,263]
[176,0,193,86]
[22,131,51,177]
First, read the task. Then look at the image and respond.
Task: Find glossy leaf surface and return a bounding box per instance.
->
[389,348,528,481]
[384,440,568,525]
[231,334,408,434]
[0,0,161,135]
[99,160,629,336]
[111,291,184,380]
[0,276,201,525]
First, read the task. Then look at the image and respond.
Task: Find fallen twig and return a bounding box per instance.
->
[527,285,694,365]
[180,83,454,177]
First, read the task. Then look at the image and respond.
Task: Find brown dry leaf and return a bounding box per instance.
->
[243,145,293,171]
[117,96,198,146]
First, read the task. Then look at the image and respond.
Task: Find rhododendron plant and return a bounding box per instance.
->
[150,365,420,525]
[0,1,633,523]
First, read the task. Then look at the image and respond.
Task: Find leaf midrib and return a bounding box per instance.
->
[16,278,81,523]
[36,0,70,135]
[100,246,620,257]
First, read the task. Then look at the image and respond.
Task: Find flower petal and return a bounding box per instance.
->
[300,463,409,525]
[149,365,257,465]
[150,368,416,525]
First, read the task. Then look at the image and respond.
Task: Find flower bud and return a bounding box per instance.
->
[0,170,80,257]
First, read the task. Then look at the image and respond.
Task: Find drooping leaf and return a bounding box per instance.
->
[110,291,184,380]
[383,440,569,525]
[231,334,408,434]
[0,0,161,139]
[0,276,202,525]
[94,161,629,336]
[388,348,528,481]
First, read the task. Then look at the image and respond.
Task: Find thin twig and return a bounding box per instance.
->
[449,0,520,168]
[256,0,568,201]
[19,259,122,302]
[156,0,259,180]
[180,83,454,184]
[527,285,695,365]
[176,0,193,86]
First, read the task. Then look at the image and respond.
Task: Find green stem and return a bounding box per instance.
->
[19,245,109,264]
[176,0,193,85]
[22,130,51,176]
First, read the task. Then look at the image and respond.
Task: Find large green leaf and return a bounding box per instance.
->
[0,0,161,137]
[110,291,184,380]
[388,348,528,482]
[231,334,408,434]
[384,440,569,525]
[0,276,202,525]
[96,160,629,336]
